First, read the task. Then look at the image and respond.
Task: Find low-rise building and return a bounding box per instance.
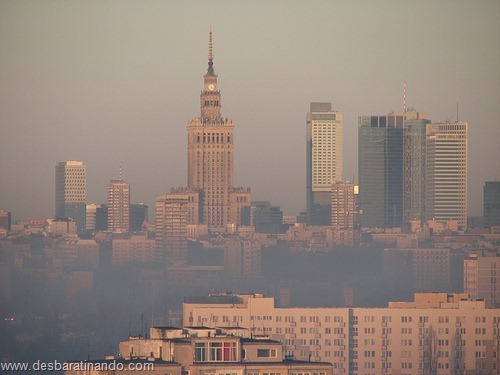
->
[65,326,333,375]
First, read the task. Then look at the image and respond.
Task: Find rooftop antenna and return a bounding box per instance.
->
[456,102,459,122]
[208,25,213,61]
[119,163,122,180]
[403,80,407,114]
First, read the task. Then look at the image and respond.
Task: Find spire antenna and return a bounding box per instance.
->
[119,162,122,180]
[206,26,215,75]
[209,25,213,61]
[403,80,407,113]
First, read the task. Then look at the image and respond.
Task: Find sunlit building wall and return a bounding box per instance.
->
[55,161,86,231]
[307,102,343,226]
[426,121,468,230]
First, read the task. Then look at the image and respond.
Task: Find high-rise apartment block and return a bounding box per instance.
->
[187,28,250,231]
[426,121,468,229]
[331,181,357,230]
[484,181,500,227]
[307,102,343,225]
[155,192,193,266]
[358,114,404,228]
[55,161,86,231]
[107,179,130,234]
[184,292,499,374]
[464,251,500,308]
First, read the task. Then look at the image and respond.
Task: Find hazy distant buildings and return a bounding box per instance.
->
[224,237,262,277]
[107,179,130,234]
[331,181,357,230]
[155,192,190,266]
[426,121,468,229]
[54,235,99,271]
[112,233,156,264]
[484,181,500,227]
[85,203,107,231]
[306,102,343,225]
[402,110,431,224]
[464,251,500,308]
[0,210,11,235]
[55,161,86,231]
[187,28,250,231]
[250,201,284,233]
[358,114,404,228]
[383,247,450,297]
[130,203,148,232]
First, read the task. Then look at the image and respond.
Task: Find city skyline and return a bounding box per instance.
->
[1,1,499,220]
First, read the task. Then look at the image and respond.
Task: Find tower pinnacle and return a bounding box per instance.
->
[207,26,215,76]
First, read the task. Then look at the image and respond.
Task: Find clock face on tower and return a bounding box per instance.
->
[208,84,215,91]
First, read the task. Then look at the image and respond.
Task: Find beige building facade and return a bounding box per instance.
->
[426,121,468,230]
[184,292,499,375]
[155,193,190,266]
[187,29,250,231]
[55,160,86,230]
[112,234,156,264]
[464,251,500,308]
[107,179,130,234]
[65,326,333,375]
[307,102,343,226]
[331,181,356,230]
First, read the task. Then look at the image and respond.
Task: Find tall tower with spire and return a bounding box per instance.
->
[187,27,247,230]
[107,166,130,234]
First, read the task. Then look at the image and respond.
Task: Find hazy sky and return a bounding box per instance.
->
[1,0,499,220]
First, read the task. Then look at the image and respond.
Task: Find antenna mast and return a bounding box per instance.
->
[403,80,407,113]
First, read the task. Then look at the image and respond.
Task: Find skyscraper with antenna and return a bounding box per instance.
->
[107,166,130,234]
[187,27,250,230]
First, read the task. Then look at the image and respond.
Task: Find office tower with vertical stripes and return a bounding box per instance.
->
[426,121,468,229]
[306,102,343,225]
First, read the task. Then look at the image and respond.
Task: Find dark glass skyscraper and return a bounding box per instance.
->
[403,112,431,223]
[358,114,404,228]
[483,181,500,227]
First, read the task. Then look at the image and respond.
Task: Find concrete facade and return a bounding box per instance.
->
[184,293,499,375]
[331,181,357,230]
[426,121,468,230]
[55,161,86,231]
[307,102,343,226]
[112,233,156,264]
[464,251,500,308]
[107,179,130,234]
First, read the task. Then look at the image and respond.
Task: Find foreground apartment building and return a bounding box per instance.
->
[65,326,333,375]
[184,293,499,375]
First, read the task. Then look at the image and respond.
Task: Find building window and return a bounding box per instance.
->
[194,341,238,362]
[257,348,277,358]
